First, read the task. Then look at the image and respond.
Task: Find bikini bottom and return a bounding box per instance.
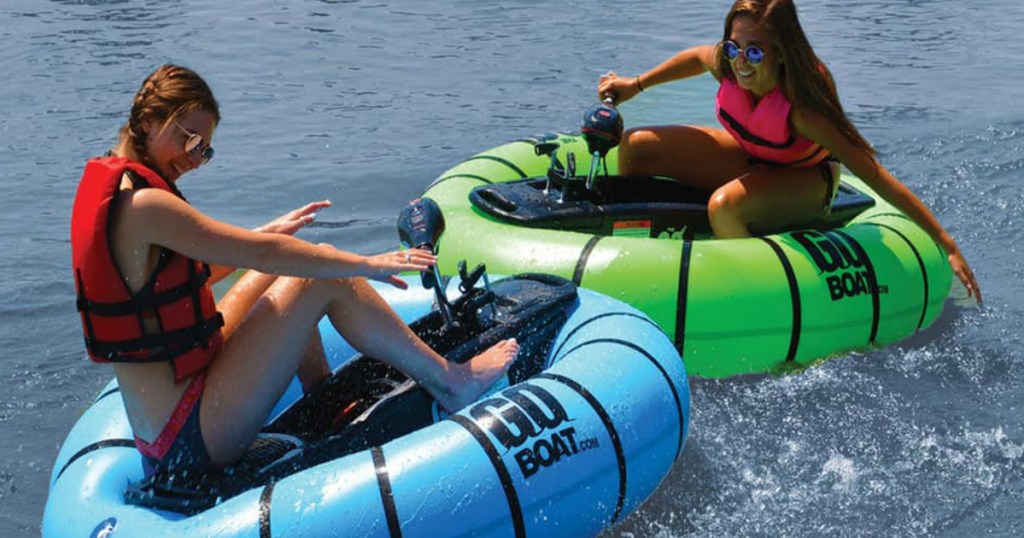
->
[134,371,213,478]
[818,156,841,215]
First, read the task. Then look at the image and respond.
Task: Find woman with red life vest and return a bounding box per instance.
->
[70,64,519,477]
[597,0,981,304]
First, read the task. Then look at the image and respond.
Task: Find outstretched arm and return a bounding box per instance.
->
[207,199,333,283]
[598,44,720,105]
[793,107,982,304]
[123,189,432,288]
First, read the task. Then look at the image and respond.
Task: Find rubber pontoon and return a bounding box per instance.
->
[421,132,953,377]
[44,271,690,538]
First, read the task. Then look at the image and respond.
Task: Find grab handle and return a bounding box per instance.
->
[477,187,518,212]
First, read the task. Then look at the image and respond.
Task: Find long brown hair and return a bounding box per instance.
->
[717,0,874,157]
[119,64,220,166]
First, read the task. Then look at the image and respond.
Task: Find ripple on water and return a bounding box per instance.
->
[4,0,1024,536]
[607,338,1023,537]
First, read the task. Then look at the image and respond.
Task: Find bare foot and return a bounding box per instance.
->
[436,338,519,413]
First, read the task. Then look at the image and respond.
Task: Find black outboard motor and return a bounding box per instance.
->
[397,198,444,259]
[397,197,454,325]
[581,94,624,190]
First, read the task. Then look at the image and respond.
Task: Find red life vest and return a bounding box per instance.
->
[715,78,829,168]
[70,156,224,382]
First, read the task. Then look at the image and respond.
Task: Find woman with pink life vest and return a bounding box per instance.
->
[598,0,981,304]
[70,64,519,477]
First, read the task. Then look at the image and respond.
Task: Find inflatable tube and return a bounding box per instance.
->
[44,273,689,538]
[422,133,953,377]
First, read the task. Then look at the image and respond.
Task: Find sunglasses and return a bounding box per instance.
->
[174,122,215,165]
[722,40,766,66]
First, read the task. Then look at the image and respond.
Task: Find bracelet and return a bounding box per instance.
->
[636,75,645,92]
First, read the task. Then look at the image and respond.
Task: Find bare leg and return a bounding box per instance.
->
[218,269,278,337]
[319,278,519,413]
[708,162,837,238]
[296,329,330,392]
[201,276,517,464]
[618,125,750,189]
[618,124,836,238]
[219,269,330,393]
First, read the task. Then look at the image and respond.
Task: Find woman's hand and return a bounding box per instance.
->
[948,248,982,306]
[363,247,437,289]
[598,71,642,105]
[256,199,332,235]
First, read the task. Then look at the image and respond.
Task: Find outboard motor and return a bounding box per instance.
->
[397,197,455,325]
[397,198,444,257]
[581,94,624,190]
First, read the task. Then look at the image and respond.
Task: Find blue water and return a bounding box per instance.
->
[2,0,1022,535]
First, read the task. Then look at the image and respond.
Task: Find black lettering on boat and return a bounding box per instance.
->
[792,230,887,302]
[469,384,596,479]
[469,384,569,450]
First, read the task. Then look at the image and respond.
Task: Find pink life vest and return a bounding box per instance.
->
[715,78,828,167]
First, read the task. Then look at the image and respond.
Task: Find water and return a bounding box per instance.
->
[2,0,1022,535]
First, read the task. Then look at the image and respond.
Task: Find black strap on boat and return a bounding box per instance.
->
[760,237,802,362]
[93,386,121,404]
[462,154,528,179]
[425,173,493,190]
[831,230,881,344]
[675,239,693,350]
[549,311,664,363]
[863,222,929,331]
[259,482,275,538]
[372,446,403,538]
[548,336,686,463]
[449,414,526,538]
[54,438,136,482]
[572,235,603,286]
[536,371,628,524]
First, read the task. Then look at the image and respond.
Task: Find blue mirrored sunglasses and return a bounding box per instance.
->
[174,123,215,165]
[722,40,765,65]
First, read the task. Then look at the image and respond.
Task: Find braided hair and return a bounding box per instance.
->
[118,65,220,168]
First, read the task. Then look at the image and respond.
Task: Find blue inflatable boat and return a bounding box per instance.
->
[44,268,690,537]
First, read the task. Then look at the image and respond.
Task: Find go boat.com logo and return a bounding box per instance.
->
[468,383,601,479]
[791,230,887,301]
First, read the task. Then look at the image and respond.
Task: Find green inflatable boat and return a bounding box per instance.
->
[419,132,952,378]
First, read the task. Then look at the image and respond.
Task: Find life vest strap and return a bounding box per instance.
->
[76,264,212,317]
[84,312,224,361]
[748,146,830,168]
[718,108,796,150]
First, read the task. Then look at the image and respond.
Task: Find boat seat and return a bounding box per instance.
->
[470,175,876,239]
[124,432,304,515]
